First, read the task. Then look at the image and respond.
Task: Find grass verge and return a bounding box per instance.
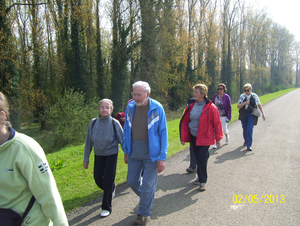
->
[23,88,297,213]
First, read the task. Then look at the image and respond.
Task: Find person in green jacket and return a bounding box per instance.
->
[0,92,69,226]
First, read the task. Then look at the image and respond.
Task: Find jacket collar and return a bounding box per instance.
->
[188,97,211,105]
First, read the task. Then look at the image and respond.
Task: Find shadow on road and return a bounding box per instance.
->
[214,146,253,164]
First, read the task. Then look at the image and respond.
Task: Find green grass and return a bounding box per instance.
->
[22,88,297,213]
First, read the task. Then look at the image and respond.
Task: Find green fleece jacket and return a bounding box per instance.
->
[0,130,68,226]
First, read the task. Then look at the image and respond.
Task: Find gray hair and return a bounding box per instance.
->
[98,98,114,109]
[132,81,151,94]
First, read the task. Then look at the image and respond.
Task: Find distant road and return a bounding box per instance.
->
[67,88,300,226]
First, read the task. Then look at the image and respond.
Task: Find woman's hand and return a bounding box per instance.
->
[83,162,89,169]
[181,141,185,145]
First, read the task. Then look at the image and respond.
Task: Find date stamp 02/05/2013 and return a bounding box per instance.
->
[232,194,285,204]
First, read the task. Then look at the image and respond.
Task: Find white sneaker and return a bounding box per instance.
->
[213,144,217,149]
[225,135,230,145]
[100,210,110,217]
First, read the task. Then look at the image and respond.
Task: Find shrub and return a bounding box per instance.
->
[41,88,98,148]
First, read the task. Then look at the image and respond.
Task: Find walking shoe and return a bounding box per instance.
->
[225,135,230,145]
[100,210,110,217]
[247,146,252,151]
[193,178,200,185]
[199,183,206,191]
[133,215,149,226]
[212,144,217,149]
[186,167,197,173]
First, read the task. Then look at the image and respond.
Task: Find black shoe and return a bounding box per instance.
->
[247,146,252,151]
[186,167,196,173]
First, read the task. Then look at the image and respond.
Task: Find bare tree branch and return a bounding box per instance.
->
[6,2,47,14]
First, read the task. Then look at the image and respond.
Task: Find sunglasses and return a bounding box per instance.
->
[244,90,250,92]
[217,88,223,90]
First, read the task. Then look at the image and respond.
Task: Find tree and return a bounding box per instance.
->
[111,0,139,113]
[96,0,105,99]
[69,0,87,94]
[204,0,218,98]
[137,0,158,90]
[0,0,20,129]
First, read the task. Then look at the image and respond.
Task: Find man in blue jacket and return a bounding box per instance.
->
[123,81,168,226]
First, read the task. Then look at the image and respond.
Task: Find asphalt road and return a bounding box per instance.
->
[67,89,300,226]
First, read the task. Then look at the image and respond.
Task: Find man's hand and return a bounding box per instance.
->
[124,154,128,164]
[216,140,221,148]
[83,162,89,169]
[157,160,165,173]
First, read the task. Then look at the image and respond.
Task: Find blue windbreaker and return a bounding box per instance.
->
[123,97,168,162]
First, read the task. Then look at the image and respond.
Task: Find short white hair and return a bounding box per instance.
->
[98,98,113,109]
[132,81,151,94]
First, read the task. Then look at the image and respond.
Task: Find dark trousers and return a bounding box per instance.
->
[190,136,210,183]
[94,153,118,212]
[189,145,197,168]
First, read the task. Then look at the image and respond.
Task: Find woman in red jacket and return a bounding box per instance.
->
[179,84,223,191]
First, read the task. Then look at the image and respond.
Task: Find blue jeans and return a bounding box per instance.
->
[241,112,254,148]
[127,140,158,217]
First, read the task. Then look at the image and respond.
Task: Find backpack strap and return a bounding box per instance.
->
[92,117,116,135]
[112,119,116,135]
[21,196,35,221]
[91,118,97,129]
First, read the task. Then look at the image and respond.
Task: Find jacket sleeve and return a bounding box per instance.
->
[113,119,124,148]
[122,108,129,154]
[211,104,223,141]
[226,95,232,120]
[158,106,168,161]
[84,119,95,162]
[179,105,191,143]
[19,140,69,226]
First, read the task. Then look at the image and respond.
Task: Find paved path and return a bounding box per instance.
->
[67,89,300,226]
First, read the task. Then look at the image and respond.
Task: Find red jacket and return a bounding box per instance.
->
[179,98,223,146]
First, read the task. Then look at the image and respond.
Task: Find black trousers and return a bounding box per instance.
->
[190,136,210,183]
[94,153,118,212]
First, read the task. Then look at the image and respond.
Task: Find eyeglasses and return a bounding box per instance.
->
[100,106,111,110]
[244,90,250,92]
[217,88,223,90]
[131,92,145,98]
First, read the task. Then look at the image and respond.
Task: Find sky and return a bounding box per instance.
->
[252,0,300,42]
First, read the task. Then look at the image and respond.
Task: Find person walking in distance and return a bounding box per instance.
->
[212,83,232,148]
[123,81,168,226]
[237,83,266,151]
